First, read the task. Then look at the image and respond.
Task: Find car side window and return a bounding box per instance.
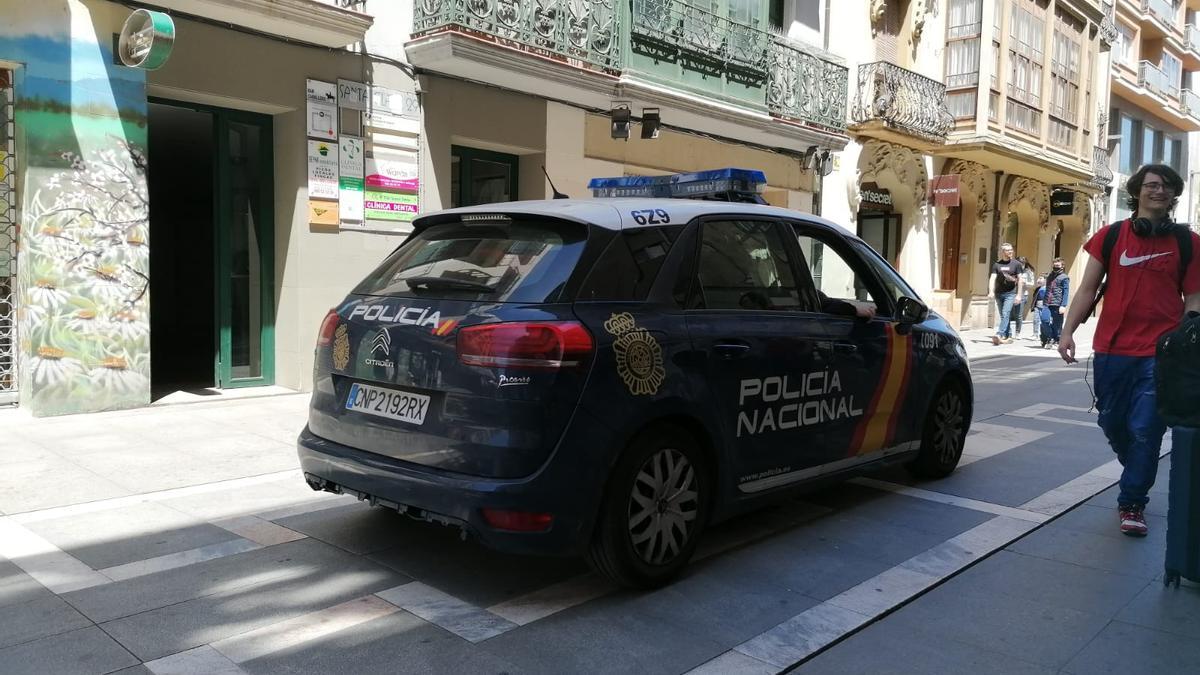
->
[689,220,808,311]
[850,239,920,309]
[792,227,890,315]
[577,225,683,301]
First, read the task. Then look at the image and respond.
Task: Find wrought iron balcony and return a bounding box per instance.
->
[1091,146,1113,188]
[411,0,624,72]
[766,37,848,132]
[1100,2,1117,48]
[1182,88,1200,118]
[850,61,953,141]
[410,0,848,135]
[1138,60,1179,99]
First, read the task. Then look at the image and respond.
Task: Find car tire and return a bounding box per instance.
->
[906,381,969,480]
[586,425,711,589]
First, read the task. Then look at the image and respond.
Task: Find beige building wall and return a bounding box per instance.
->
[147,16,418,392]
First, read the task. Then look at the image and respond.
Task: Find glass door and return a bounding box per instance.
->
[216,110,274,388]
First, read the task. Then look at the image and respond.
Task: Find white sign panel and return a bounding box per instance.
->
[306,79,337,140]
[307,140,339,199]
[339,136,365,223]
[338,79,369,111]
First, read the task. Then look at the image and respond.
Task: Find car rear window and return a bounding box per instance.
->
[353,220,587,303]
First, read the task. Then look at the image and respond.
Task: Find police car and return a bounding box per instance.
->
[298,169,972,588]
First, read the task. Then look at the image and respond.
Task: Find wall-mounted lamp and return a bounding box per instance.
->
[610,102,632,140]
[641,107,661,139]
[803,146,833,177]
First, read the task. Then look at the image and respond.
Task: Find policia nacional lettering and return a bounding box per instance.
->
[737,370,863,437]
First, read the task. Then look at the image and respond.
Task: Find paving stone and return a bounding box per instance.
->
[25,502,239,570]
[0,560,53,609]
[64,538,407,624]
[275,503,416,556]
[0,626,138,675]
[1116,580,1200,640]
[98,546,407,661]
[805,484,994,538]
[1008,515,1167,579]
[0,458,132,513]
[1062,620,1200,674]
[0,593,94,650]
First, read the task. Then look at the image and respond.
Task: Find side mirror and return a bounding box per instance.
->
[896,296,928,324]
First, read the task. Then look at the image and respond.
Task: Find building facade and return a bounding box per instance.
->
[824,0,1113,330]
[1106,0,1200,226]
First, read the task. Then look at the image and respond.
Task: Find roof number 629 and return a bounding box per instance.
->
[630,209,671,225]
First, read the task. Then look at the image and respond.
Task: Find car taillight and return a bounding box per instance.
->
[481,508,554,532]
[316,309,339,346]
[457,321,593,369]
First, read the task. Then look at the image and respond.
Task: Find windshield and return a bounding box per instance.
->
[353,220,588,303]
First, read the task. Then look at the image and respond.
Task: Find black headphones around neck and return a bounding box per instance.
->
[1132,216,1175,237]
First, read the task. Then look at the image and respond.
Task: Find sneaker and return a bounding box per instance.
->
[992,335,1001,345]
[1002,337,1013,344]
[1119,507,1148,537]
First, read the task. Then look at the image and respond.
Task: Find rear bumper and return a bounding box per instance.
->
[296,406,618,556]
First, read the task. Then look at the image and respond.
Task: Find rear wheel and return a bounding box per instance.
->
[906,381,968,479]
[587,425,710,589]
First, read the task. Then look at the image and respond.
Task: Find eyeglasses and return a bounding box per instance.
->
[1141,182,1171,193]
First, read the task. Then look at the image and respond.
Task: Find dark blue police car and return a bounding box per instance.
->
[298,169,972,588]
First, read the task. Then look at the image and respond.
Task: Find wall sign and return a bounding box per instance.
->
[929,174,961,207]
[339,136,365,223]
[860,182,893,211]
[1050,188,1074,216]
[118,9,175,70]
[338,79,369,111]
[306,79,337,140]
[307,140,338,200]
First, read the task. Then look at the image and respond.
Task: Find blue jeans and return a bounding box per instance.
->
[1094,353,1167,508]
[994,291,1015,338]
[1012,302,1025,334]
[1048,306,1064,342]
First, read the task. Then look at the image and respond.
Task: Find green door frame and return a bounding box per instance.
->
[149,98,275,389]
[451,145,520,207]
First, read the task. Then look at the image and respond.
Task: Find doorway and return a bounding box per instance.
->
[940,206,962,291]
[148,101,274,397]
[857,212,902,266]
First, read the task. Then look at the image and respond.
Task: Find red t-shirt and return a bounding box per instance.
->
[1083,222,1200,356]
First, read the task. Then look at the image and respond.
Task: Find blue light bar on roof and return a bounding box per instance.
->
[587,168,767,200]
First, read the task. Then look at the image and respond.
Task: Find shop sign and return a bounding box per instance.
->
[365,86,420,133]
[365,190,419,222]
[929,174,961,207]
[308,200,339,226]
[860,182,893,211]
[118,9,175,70]
[307,140,339,199]
[339,136,365,223]
[338,79,369,111]
[1051,188,1075,216]
[366,156,419,192]
[306,79,337,140]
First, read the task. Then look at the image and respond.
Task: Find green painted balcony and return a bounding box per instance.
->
[409,0,848,139]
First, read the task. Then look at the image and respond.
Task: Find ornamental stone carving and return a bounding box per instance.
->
[1006,177,1050,230]
[856,140,927,213]
[942,159,989,221]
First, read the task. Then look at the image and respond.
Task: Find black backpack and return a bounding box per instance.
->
[1156,312,1200,427]
[1082,220,1193,323]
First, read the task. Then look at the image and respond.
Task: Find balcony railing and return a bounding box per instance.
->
[850,62,953,141]
[766,37,849,132]
[1187,25,1200,53]
[1182,88,1200,118]
[411,0,848,134]
[1144,0,1176,28]
[1100,2,1117,47]
[1091,146,1113,188]
[412,0,624,72]
[1138,60,1179,99]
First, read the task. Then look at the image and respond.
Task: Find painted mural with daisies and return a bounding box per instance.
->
[7,1,150,415]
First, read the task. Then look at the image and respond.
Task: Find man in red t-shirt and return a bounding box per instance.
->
[1060,164,1200,537]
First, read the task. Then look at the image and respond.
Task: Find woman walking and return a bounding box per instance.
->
[1012,257,1036,339]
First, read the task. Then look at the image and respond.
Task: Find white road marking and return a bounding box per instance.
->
[1006,402,1098,428]
[210,596,399,664]
[487,574,616,626]
[212,515,307,546]
[376,582,518,643]
[960,422,1052,466]
[144,645,248,675]
[850,478,1049,523]
[0,520,111,593]
[732,603,871,669]
[10,470,303,524]
[98,539,262,582]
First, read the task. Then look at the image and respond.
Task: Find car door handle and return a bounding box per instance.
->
[833,342,858,354]
[712,342,752,358]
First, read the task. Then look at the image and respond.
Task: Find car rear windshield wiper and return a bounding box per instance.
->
[404,275,495,293]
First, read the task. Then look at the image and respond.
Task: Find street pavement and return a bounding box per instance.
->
[2,320,1199,674]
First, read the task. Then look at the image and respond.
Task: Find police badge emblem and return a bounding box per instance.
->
[332,324,350,371]
[604,312,665,396]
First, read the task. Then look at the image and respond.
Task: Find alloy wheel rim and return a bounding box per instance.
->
[627,448,699,565]
[933,391,964,463]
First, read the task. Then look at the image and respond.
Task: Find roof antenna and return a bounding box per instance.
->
[542,165,569,199]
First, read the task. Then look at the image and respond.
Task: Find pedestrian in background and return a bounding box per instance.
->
[1012,257,1036,339]
[1032,274,1048,344]
[1044,257,1069,346]
[987,243,1024,345]
[1059,164,1200,536]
